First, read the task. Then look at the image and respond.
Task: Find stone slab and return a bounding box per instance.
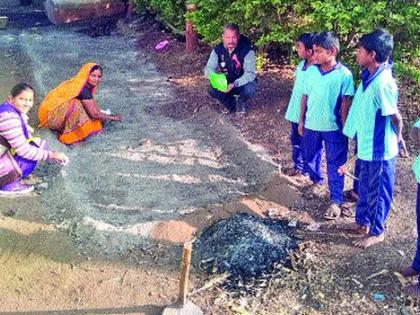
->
[0,16,8,29]
[0,0,20,8]
[44,0,126,25]
[162,301,204,315]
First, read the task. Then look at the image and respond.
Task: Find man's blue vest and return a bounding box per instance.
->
[214,35,253,84]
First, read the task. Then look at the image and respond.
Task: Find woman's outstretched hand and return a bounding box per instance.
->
[51,151,69,165]
[109,114,122,122]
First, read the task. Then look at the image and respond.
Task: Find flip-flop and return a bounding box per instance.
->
[323,203,341,220]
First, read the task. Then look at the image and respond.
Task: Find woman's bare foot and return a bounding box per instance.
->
[400,266,419,278]
[354,234,385,248]
[404,284,420,298]
[341,222,369,235]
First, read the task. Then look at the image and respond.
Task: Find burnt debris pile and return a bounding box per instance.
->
[193,213,298,289]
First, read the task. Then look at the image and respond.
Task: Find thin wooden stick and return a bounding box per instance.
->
[344,171,358,181]
[189,273,230,296]
[343,155,357,169]
[178,242,192,306]
[342,155,358,180]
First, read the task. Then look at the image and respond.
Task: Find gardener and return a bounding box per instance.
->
[204,23,257,114]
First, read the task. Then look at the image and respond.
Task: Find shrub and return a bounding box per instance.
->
[135,0,419,81]
[135,0,187,30]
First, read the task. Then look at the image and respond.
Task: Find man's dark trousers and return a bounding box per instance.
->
[208,80,256,113]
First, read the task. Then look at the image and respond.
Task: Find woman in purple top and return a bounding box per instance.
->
[0,83,68,195]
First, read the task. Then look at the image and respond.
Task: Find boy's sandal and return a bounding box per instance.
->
[341,203,356,218]
[323,203,341,220]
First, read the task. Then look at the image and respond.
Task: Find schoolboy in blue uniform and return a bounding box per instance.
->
[298,32,354,220]
[284,32,320,177]
[400,120,420,297]
[340,29,407,248]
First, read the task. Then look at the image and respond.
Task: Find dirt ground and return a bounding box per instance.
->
[0,5,293,314]
[0,6,420,315]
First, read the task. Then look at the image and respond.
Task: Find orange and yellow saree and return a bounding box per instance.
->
[38,63,103,145]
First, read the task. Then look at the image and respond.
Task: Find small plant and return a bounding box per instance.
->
[256,52,268,72]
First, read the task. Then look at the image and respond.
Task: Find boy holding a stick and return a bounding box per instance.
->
[340,29,408,248]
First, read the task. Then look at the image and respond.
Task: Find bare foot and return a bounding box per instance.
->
[354,234,385,248]
[400,266,419,278]
[341,222,369,235]
[404,284,420,298]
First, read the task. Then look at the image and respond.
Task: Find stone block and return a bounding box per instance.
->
[44,0,126,25]
[0,0,20,8]
[0,16,9,29]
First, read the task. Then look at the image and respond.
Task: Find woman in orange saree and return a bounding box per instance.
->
[38,63,121,145]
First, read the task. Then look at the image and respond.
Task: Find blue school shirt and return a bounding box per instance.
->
[413,119,420,183]
[302,63,354,131]
[285,61,308,123]
[343,63,399,161]
[414,154,420,184]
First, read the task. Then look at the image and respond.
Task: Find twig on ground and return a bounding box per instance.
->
[366,269,388,280]
[121,269,131,286]
[193,104,203,115]
[190,273,230,296]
